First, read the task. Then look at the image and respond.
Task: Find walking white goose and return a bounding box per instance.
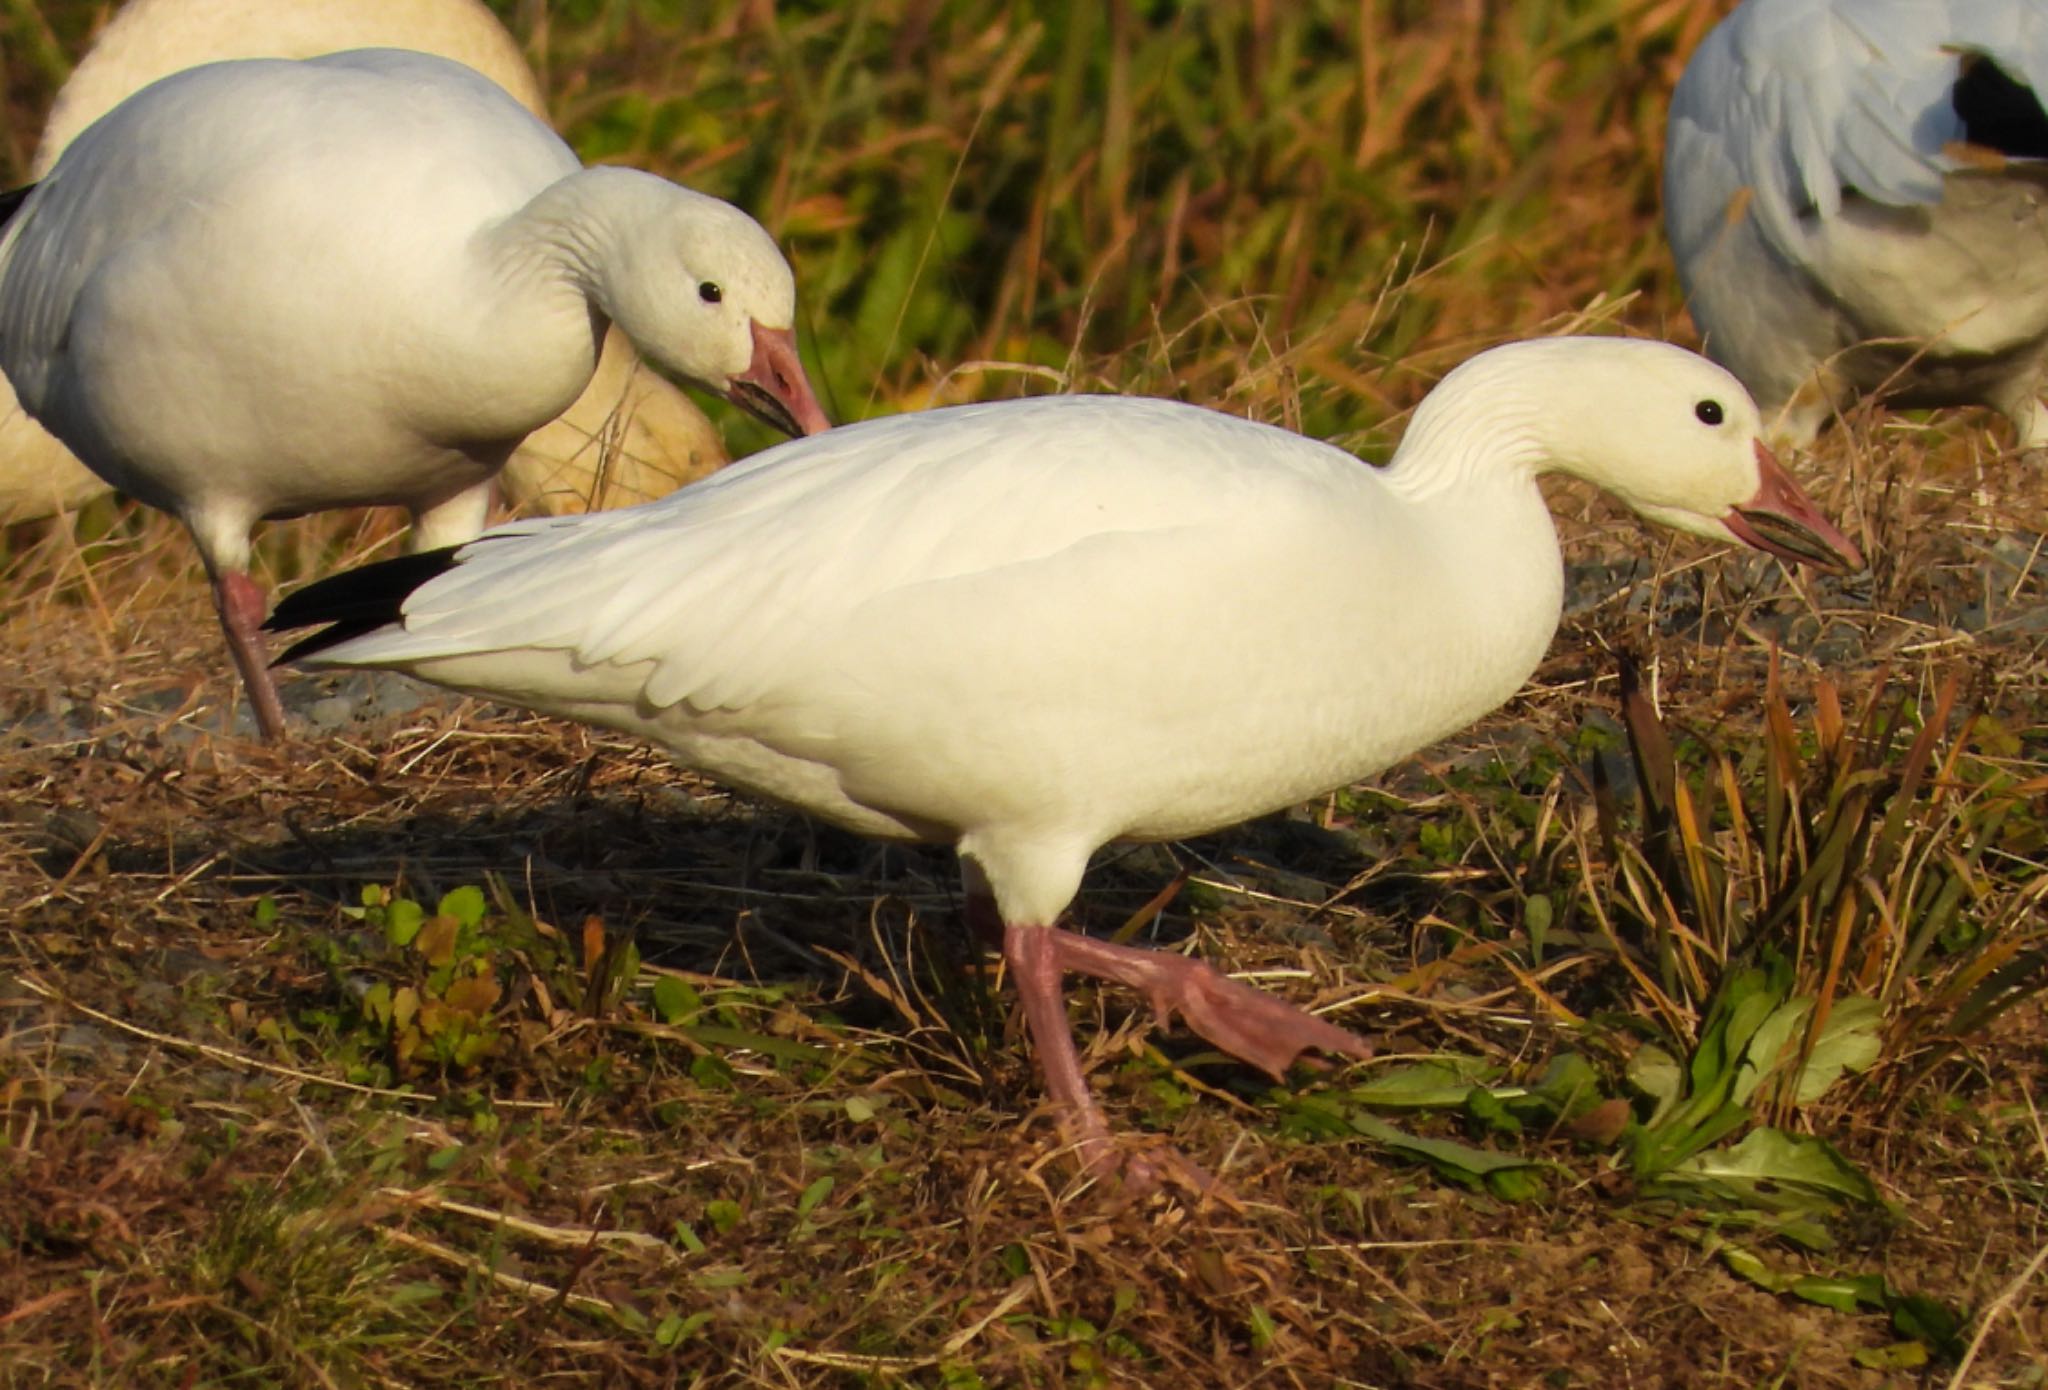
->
[1665,0,2048,448]
[0,48,830,740]
[267,337,1863,1185]
[0,0,732,524]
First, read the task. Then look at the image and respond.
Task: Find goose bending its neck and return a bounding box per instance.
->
[0,49,830,741]
[481,165,827,442]
[268,337,1862,1187]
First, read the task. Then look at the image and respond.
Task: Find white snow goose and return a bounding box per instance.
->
[0,48,830,741]
[1665,0,2048,449]
[266,337,1863,1186]
[0,0,733,525]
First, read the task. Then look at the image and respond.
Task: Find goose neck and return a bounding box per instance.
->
[482,165,648,312]
[1379,372,1547,503]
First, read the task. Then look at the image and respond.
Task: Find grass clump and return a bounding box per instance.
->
[1586,654,2045,1105]
[1559,655,2045,1248]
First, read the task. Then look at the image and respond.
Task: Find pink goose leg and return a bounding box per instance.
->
[213,569,287,741]
[1040,926,1374,1079]
[980,890,1371,1184]
[1003,919,1124,1174]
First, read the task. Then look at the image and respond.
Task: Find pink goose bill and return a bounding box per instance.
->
[1721,440,1863,571]
[730,320,833,437]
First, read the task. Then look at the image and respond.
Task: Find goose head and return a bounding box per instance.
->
[575,169,832,438]
[1424,337,1864,571]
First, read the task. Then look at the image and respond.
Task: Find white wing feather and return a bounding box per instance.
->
[312,396,1373,714]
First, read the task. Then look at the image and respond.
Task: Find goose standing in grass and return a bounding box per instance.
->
[0,48,830,741]
[267,337,1863,1185]
[0,0,733,524]
[1665,0,2048,449]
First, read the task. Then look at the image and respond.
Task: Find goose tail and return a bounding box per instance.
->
[1952,53,2048,162]
[265,547,463,664]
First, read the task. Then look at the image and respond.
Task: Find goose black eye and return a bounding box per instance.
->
[1695,399,1725,426]
[698,282,723,304]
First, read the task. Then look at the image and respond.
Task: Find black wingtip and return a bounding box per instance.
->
[265,546,464,665]
[1954,54,2048,161]
[0,182,35,231]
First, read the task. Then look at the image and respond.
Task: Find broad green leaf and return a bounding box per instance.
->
[1720,1250,1881,1312]
[1719,1245,1961,1365]
[1717,1242,1774,1290]
[1347,1113,1545,1197]
[1484,1166,1548,1201]
[1663,1127,1878,1210]
[684,1024,822,1065]
[1527,1052,1603,1121]
[610,939,642,989]
[1692,963,1791,1092]
[1626,1043,1683,1126]
[1731,998,1808,1105]
[1719,980,1787,1074]
[1853,1343,1928,1371]
[385,897,425,948]
[651,975,701,1026]
[438,885,487,928]
[1340,1058,1498,1109]
[1786,1274,1881,1314]
[1463,1087,1521,1136]
[1273,1093,1351,1141]
[1775,1218,1835,1253]
[1732,996,1880,1107]
[1631,1098,1750,1178]
[1789,997,1882,1104]
[1891,1294,1967,1358]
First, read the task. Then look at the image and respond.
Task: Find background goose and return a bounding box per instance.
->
[0,49,830,741]
[1665,0,2048,448]
[0,0,730,524]
[267,337,1863,1184]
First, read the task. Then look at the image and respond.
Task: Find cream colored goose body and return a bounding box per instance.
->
[0,0,726,524]
[0,49,828,740]
[270,337,1862,1182]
